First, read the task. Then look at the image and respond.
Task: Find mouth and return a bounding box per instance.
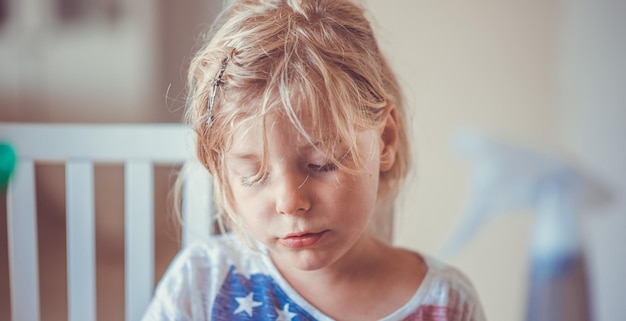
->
[279,230,328,249]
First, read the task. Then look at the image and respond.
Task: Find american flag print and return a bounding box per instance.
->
[401,305,452,321]
[211,265,318,321]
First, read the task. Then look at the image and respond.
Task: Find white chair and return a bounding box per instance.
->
[0,123,214,321]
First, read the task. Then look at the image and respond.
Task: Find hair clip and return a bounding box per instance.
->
[206,58,229,126]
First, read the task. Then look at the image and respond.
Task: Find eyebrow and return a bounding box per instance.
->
[298,140,323,151]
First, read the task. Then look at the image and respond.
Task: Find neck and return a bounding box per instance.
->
[371,200,394,243]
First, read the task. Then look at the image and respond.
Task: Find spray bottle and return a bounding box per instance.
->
[440,132,608,321]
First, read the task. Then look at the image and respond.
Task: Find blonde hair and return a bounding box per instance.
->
[184,0,410,238]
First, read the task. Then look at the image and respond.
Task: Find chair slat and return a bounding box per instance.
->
[0,123,194,163]
[6,160,40,321]
[182,160,214,247]
[66,161,97,321]
[124,161,154,321]
[0,123,211,321]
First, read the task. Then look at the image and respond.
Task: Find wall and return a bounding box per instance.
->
[361,0,583,320]
[363,1,625,320]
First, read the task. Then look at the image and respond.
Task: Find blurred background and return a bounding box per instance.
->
[0,0,221,320]
[1,0,624,321]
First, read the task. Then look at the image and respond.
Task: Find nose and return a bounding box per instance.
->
[274,169,311,215]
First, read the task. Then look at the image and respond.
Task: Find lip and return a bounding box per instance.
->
[279,230,328,249]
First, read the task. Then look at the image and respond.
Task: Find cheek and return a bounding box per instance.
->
[225,177,254,214]
[330,173,379,212]
[228,181,274,224]
[230,184,257,213]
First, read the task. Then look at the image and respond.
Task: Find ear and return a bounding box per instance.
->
[379,104,399,172]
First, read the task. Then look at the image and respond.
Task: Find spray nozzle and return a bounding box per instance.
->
[439,131,609,259]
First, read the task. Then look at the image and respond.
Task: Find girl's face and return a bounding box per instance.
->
[224,111,384,272]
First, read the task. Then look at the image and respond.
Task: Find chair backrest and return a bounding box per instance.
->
[0,123,214,321]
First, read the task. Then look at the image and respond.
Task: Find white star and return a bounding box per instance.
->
[233,292,262,317]
[275,303,297,321]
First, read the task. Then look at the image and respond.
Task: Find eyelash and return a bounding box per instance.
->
[308,162,338,172]
[239,162,338,187]
[240,173,267,187]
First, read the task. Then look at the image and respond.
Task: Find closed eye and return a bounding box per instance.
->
[240,172,268,186]
[309,163,338,172]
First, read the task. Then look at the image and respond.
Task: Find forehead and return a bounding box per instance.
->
[220,89,359,157]
[227,111,317,153]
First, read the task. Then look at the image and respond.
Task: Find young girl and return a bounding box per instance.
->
[143,0,486,320]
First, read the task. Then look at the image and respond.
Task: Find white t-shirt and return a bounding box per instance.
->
[142,234,486,321]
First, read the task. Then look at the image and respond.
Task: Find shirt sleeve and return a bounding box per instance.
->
[438,264,487,321]
[416,257,487,321]
[141,243,214,321]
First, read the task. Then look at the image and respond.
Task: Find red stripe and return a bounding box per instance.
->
[403,305,454,321]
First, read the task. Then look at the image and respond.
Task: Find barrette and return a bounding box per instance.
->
[206,51,234,126]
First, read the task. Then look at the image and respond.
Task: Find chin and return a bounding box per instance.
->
[278,250,334,272]
[294,250,341,272]
[293,261,326,272]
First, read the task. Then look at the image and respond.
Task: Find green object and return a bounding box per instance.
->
[0,142,17,189]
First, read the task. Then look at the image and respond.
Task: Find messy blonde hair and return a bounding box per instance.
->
[184,0,410,239]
